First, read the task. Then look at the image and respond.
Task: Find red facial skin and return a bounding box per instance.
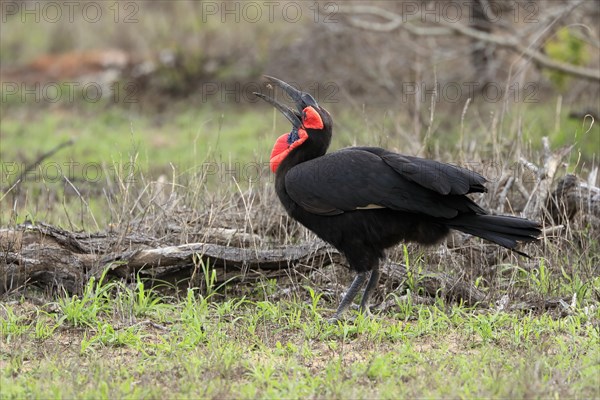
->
[302,106,324,130]
[269,129,308,173]
[269,106,323,173]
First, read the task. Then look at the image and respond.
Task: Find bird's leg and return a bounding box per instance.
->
[359,265,380,316]
[328,271,368,323]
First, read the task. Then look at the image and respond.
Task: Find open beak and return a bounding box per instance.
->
[254,76,319,129]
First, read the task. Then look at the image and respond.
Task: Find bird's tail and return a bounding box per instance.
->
[447,214,541,257]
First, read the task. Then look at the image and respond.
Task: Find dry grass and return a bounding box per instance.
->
[1,96,598,307]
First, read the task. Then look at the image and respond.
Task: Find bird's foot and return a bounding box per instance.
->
[360,306,374,319]
[327,314,343,324]
[327,307,373,324]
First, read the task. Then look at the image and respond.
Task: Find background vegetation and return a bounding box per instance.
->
[1,1,599,398]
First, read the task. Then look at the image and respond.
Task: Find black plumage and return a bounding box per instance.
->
[256,76,541,321]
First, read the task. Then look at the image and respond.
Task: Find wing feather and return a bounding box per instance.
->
[284,148,487,218]
[357,147,487,195]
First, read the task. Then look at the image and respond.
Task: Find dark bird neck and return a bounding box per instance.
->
[275,129,331,211]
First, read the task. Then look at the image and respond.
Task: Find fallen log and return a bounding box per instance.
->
[0,222,334,293]
[0,222,488,306]
[545,173,600,229]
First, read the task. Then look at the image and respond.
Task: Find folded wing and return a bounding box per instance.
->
[284,147,488,218]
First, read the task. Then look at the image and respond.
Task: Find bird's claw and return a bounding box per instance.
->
[327,307,373,325]
[360,306,374,319]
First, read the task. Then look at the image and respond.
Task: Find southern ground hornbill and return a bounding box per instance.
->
[255,76,541,322]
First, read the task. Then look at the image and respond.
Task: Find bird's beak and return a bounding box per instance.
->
[254,76,319,129]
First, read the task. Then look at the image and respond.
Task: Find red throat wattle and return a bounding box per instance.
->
[270,128,308,173]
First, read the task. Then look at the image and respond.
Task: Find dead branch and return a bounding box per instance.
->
[1,222,490,306]
[381,262,486,305]
[6,139,75,192]
[545,174,600,229]
[0,222,333,293]
[522,137,573,220]
[336,2,600,82]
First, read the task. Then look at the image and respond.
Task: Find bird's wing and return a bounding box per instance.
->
[366,147,487,195]
[284,147,487,218]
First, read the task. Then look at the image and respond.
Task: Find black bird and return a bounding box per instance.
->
[255,76,541,322]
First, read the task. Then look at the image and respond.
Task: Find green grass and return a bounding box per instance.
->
[0,103,274,172]
[1,105,597,254]
[1,276,598,399]
[1,85,598,399]
[2,98,597,174]
[2,98,598,227]
[0,101,281,227]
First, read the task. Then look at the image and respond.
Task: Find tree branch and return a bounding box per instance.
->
[336,2,600,82]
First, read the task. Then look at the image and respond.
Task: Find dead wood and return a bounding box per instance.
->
[381,262,486,306]
[0,222,335,294]
[1,222,491,306]
[521,137,574,220]
[545,174,600,229]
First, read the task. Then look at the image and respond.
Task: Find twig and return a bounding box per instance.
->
[7,138,74,190]
[517,136,574,220]
[497,176,515,213]
[63,176,100,231]
[541,225,564,236]
[419,67,437,157]
[336,2,599,82]
[588,167,598,188]
[520,157,539,174]
[515,180,531,201]
[459,98,472,162]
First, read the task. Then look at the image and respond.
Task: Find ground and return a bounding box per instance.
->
[2,288,598,399]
